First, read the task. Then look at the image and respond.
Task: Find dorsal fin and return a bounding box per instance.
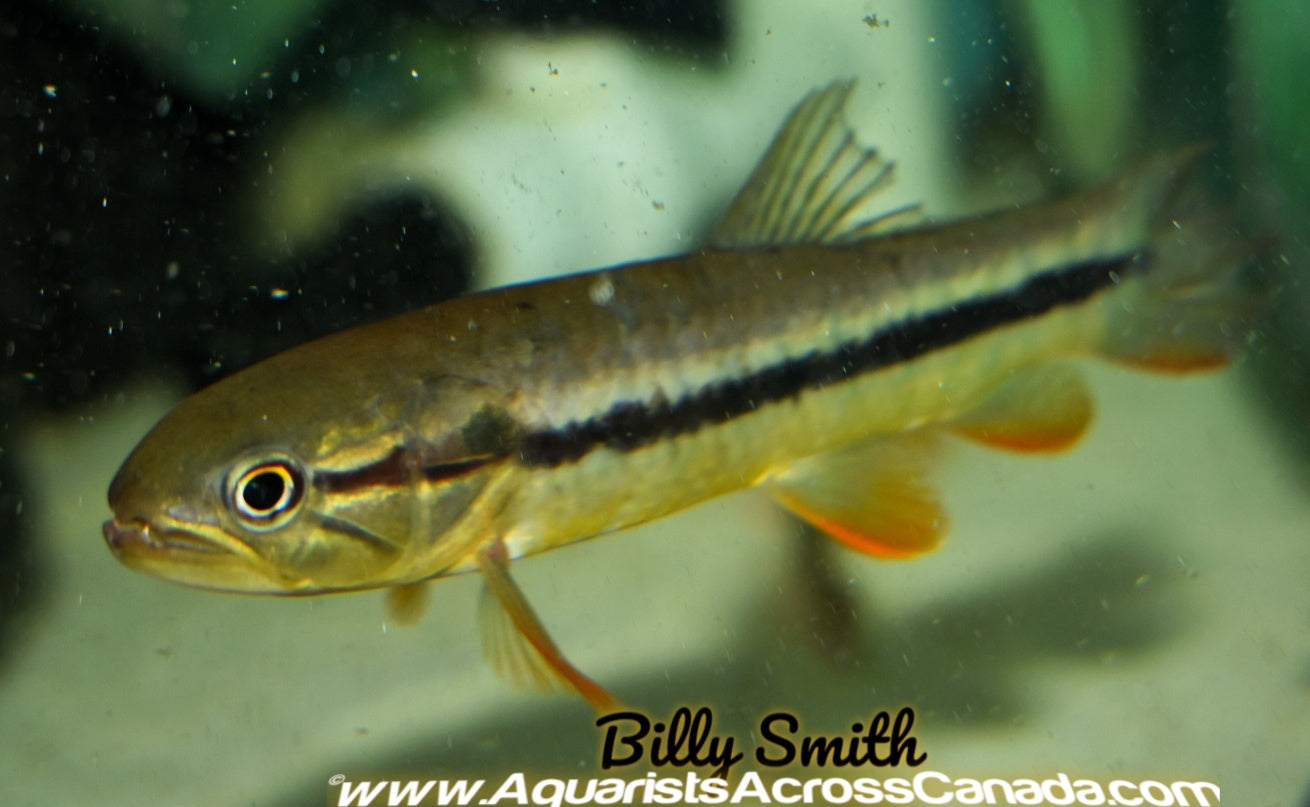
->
[710,81,918,248]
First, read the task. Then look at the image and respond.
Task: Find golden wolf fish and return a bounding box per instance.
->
[104,82,1250,710]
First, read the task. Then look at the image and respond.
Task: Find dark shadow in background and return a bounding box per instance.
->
[265,529,1192,803]
[0,0,728,663]
[0,0,478,659]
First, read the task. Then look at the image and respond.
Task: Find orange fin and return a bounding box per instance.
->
[764,433,946,559]
[1112,346,1231,373]
[1101,148,1261,373]
[950,366,1093,453]
[385,582,430,626]
[1102,283,1252,372]
[1103,261,1254,373]
[475,543,620,713]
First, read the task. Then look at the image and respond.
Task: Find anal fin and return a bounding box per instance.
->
[950,365,1093,453]
[764,433,946,559]
[476,542,619,713]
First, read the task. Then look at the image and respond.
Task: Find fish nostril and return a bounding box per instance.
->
[165,502,221,528]
[166,503,199,523]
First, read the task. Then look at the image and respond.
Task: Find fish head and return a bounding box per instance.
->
[103,439,348,594]
[104,346,512,596]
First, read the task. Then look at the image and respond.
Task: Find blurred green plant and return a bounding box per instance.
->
[64,0,329,103]
[1234,0,1310,480]
[1013,0,1138,183]
[60,0,472,115]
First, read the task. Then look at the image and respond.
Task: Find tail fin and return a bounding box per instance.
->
[1101,147,1263,373]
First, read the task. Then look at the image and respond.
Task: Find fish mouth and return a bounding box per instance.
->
[101,517,282,593]
[102,519,228,558]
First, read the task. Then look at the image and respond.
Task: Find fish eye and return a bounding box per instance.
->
[226,454,306,529]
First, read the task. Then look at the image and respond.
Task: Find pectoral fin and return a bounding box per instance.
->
[763,433,946,559]
[475,542,619,713]
[949,365,1093,453]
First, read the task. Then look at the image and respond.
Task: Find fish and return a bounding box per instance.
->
[102,82,1253,712]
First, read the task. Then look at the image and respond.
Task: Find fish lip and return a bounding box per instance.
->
[101,519,229,557]
[101,518,150,555]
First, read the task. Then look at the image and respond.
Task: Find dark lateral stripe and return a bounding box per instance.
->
[313,446,494,493]
[519,250,1143,468]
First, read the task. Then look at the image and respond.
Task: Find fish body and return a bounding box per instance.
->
[103,83,1250,709]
